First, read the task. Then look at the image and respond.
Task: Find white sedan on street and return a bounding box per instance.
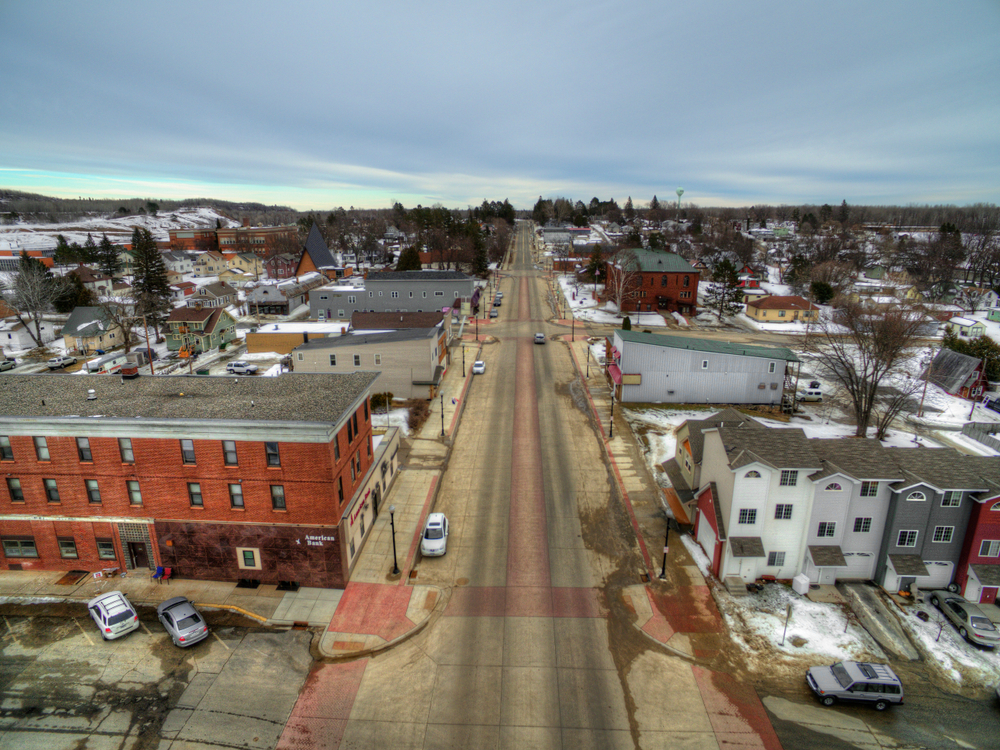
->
[472,360,485,375]
[420,513,449,557]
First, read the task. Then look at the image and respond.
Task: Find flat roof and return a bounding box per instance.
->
[616,329,800,362]
[0,372,378,425]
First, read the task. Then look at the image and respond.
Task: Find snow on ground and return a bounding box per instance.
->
[371,407,411,436]
[896,596,1000,693]
[556,275,671,328]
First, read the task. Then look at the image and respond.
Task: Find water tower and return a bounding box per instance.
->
[676,188,684,209]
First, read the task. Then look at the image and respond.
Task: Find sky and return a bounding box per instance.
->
[2,1,998,211]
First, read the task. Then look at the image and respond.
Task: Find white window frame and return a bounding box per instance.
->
[932,526,954,543]
[701,360,709,369]
[767,551,785,567]
[780,470,798,486]
[817,521,836,538]
[907,491,926,501]
[860,481,878,497]
[897,530,918,548]
[236,547,262,570]
[853,517,872,533]
[768,362,776,373]
[737,508,756,525]
[941,491,962,507]
[374,354,381,365]
[774,504,792,520]
[979,540,1000,557]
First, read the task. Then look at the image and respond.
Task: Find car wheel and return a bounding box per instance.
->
[960,627,969,640]
[930,596,939,608]
[821,696,836,707]
[947,582,960,593]
[873,700,889,711]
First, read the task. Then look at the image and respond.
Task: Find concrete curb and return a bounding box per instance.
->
[316,584,449,661]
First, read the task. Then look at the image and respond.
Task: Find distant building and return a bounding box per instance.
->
[167,229,219,253]
[216,224,298,258]
[745,295,820,324]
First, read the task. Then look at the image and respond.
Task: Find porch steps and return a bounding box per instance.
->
[724,576,749,597]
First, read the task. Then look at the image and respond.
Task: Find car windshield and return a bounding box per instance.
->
[108,609,134,625]
[425,527,444,540]
[830,662,851,688]
[970,616,995,631]
[176,613,202,629]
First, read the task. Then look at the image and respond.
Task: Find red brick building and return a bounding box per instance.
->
[168,228,219,253]
[0,373,384,588]
[605,249,699,317]
[217,224,299,259]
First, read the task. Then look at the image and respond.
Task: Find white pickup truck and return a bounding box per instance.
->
[226,361,258,375]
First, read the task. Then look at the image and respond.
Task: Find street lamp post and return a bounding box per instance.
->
[389,505,399,575]
[440,391,445,437]
[609,393,615,439]
[462,344,466,377]
[659,520,671,580]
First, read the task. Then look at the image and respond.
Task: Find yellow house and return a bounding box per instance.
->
[745,295,820,323]
[192,251,228,277]
[229,252,264,278]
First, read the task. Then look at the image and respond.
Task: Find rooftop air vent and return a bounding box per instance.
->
[87,389,97,401]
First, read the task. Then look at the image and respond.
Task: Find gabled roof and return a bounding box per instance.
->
[887,448,996,492]
[682,408,764,464]
[616,329,799,362]
[70,266,111,284]
[746,295,818,311]
[300,223,337,268]
[715,425,819,472]
[807,439,904,483]
[625,250,698,274]
[924,348,982,395]
[62,306,113,337]
[194,281,237,299]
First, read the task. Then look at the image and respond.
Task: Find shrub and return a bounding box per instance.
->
[404,398,430,431]
[370,392,394,411]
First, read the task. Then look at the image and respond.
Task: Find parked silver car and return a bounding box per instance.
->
[927,590,1000,648]
[157,596,210,647]
[806,661,903,711]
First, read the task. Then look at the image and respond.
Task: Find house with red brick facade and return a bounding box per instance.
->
[604,249,699,317]
[0,373,393,589]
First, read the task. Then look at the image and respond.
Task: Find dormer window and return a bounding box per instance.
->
[824,483,842,491]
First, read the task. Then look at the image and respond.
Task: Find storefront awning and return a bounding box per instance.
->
[608,363,622,384]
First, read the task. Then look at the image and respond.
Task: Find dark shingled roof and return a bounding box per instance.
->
[808,439,904,482]
[923,348,982,396]
[301,223,338,269]
[683,408,764,464]
[352,311,445,330]
[970,564,1000,587]
[890,554,929,577]
[717,424,819,471]
[0,373,378,425]
[368,270,471,281]
[887,448,997,492]
[729,537,766,558]
[809,545,848,567]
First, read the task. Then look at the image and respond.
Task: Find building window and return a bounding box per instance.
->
[701,360,709,369]
[337,477,344,504]
[779,310,786,317]
[0,437,12,460]
[223,440,238,466]
[334,438,341,461]
[779,470,798,486]
[265,442,280,467]
[34,437,49,461]
[853,517,872,533]
[236,547,262,570]
[2,538,38,558]
[391,291,399,299]
[738,508,757,524]
[58,538,78,559]
[180,439,196,464]
[350,458,356,481]
[817,522,836,537]
[860,481,879,497]
[97,539,116,560]
[353,354,361,367]
[347,419,354,443]
[767,551,785,567]
[127,480,142,506]
[932,526,954,543]
[188,483,203,507]
[44,478,60,502]
[348,295,356,304]
[86,479,101,504]
[229,483,244,508]
[364,400,369,420]
[118,438,134,463]
[744,470,761,478]
[980,540,1000,557]
[329,354,337,366]
[7,478,24,503]
[374,354,381,366]
[76,437,92,462]
[768,362,776,373]
[683,275,690,288]
[434,291,444,297]
[774,504,793,520]
[897,530,918,548]
[907,491,926,501]
[825,483,842,491]
[941,491,962,507]
[271,485,286,510]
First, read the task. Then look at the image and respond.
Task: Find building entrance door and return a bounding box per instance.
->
[372,484,381,519]
[128,542,149,570]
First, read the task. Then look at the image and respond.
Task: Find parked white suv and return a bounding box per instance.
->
[88,591,140,640]
[226,361,258,375]
[47,355,77,370]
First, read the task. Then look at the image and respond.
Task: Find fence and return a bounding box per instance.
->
[961,421,1000,452]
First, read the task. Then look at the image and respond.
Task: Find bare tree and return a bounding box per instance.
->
[806,301,926,437]
[96,298,142,353]
[3,252,70,347]
[955,285,994,314]
[871,368,926,441]
[606,248,641,314]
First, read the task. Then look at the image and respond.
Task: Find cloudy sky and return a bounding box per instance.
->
[2,1,997,211]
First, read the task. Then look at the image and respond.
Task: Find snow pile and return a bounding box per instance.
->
[372,407,411,436]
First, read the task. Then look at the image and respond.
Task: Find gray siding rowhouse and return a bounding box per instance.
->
[609,330,798,404]
[310,271,474,320]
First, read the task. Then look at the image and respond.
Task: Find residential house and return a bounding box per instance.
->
[954,456,1000,603]
[0,373,400,588]
[987,306,1000,323]
[944,317,986,338]
[165,306,237,354]
[247,276,326,317]
[186,281,237,309]
[116,249,135,278]
[924,349,987,401]
[69,266,113,296]
[292,327,447,399]
[604,249,699,317]
[745,295,820,324]
[0,317,57,350]
[351,310,451,344]
[229,252,264,279]
[606,330,799,405]
[61,307,122,354]
[192,251,229,278]
[218,268,253,288]
[265,253,299,280]
[169,281,197,303]
[309,270,474,320]
[161,251,195,275]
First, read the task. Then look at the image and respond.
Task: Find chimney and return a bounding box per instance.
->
[242,218,250,227]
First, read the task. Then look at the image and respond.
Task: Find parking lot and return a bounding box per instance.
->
[0,607,313,750]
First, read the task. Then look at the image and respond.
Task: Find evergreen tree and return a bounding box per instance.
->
[396,245,422,271]
[53,234,84,265]
[624,197,635,221]
[942,331,1000,381]
[650,195,660,212]
[586,245,604,292]
[621,315,632,331]
[95,234,121,278]
[83,233,99,265]
[706,258,743,317]
[131,227,171,337]
[811,280,835,305]
[838,200,850,225]
[54,273,95,313]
